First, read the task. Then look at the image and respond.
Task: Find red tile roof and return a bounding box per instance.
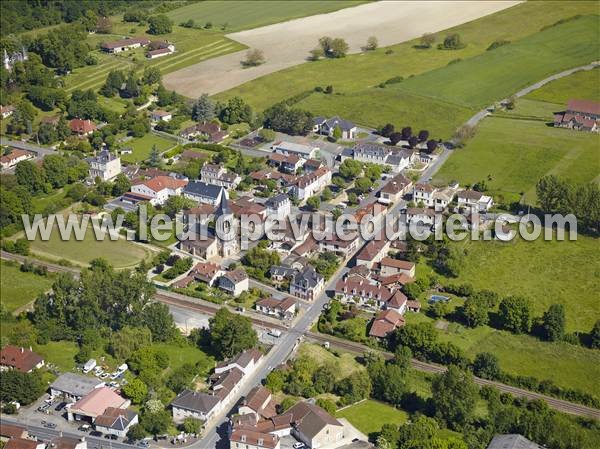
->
[0,345,44,372]
[5,438,37,449]
[380,257,415,271]
[0,424,27,439]
[133,175,188,193]
[101,37,150,50]
[369,309,405,338]
[70,118,96,134]
[567,99,600,115]
[191,262,222,281]
[70,386,128,418]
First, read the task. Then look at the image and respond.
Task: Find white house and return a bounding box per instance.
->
[406,207,436,226]
[350,143,414,173]
[265,194,291,220]
[313,116,357,139]
[0,105,15,119]
[0,148,34,169]
[412,183,435,207]
[218,269,249,297]
[88,150,121,182]
[151,110,172,122]
[379,257,416,278]
[200,164,241,189]
[170,390,221,423]
[94,408,138,438]
[131,176,188,206]
[101,37,150,53]
[255,297,297,320]
[290,167,331,201]
[214,349,262,376]
[183,181,226,205]
[457,190,494,212]
[147,44,176,59]
[290,265,324,301]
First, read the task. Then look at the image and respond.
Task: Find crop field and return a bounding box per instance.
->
[395,15,600,109]
[525,68,600,104]
[0,260,54,314]
[215,2,599,113]
[166,1,366,32]
[63,23,245,93]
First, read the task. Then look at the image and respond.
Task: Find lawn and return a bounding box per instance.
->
[336,400,408,436]
[121,133,176,163]
[419,235,600,333]
[27,225,153,269]
[166,1,366,32]
[153,342,215,376]
[64,23,245,93]
[297,343,366,379]
[395,15,600,109]
[215,1,599,113]
[433,113,600,203]
[34,340,79,372]
[0,260,54,314]
[525,68,600,104]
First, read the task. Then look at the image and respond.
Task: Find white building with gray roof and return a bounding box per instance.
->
[50,373,104,402]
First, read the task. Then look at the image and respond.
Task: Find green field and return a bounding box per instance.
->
[27,225,153,268]
[216,2,599,128]
[395,15,599,109]
[525,68,600,104]
[434,94,600,202]
[337,400,408,436]
[121,133,176,163]
[0,260,54,313]
[64,23,245,93]
[419,235,600,333]
[166,1,366,32]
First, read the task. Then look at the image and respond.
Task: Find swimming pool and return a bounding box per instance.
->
[429,295,450,303]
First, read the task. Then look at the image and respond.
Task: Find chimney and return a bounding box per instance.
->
[20,347,24,353]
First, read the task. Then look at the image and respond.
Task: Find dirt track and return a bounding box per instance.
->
[163,0,521,97]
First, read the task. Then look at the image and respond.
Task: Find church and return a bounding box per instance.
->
[179,193,240,260]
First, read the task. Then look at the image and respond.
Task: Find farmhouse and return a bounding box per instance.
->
[0,148,34,169]
[147,44,176,59]
[271,141,318,159]
[553,99,600,132]
[379,257,416,277]
[0,346,44,373]
[130,175,187,205]
[313,116,357,139]
[101,37,150,53]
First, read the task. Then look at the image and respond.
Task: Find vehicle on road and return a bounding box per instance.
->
[78,424,91,432]
[90,431,103,437]
[137,441,150,448]
[43,422,57,429]
[293,443,305,449]
[268,329,282,338]
[55,402,67,411]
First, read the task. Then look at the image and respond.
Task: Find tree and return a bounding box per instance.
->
[142,302,177,342]
[432,366,477,430]
[149,145,161,167]
[591,320,600,349]
[425,139,438,153]
[242,49,265,67]
[472,352,500,380]
[219,96,253,125]
[454,125,475,144]
[122,71,140,98]
[313,364,336,394]
[0,370,46,405]
[401,126,412,139]
[315,398,337,415]
[380,123,395,137]
[440,33,464,49]
[42,155,68,188]
[192,93,215,122]
[365,36,378,51]
[141,409,172,435]
[498,296,532,334]
[127,423,147,441]
[541,304,565,341]
[258,128,276,142]
[7,99,37,135]
[329,38,349,58]
[15,160,46,193]
[122,377,148,404]
[308,46,324,61]
[321,187,333,201]
[265,370,285,392]
[336,370,372,405]
[354,177,373,194]
[147,15,172,35]
[429,300,450,319]
[332,125,342,141]
[182,417,201,434]
[338,159,362,180]
[112,173,131,196]
[142,66,161,85]
[420,33,436,48]
[263,102,313,136]
[208,308,258,359]
[408,136,418,148]
[96,16,112,34]
[417,130,429,142]
[163,196,195,218]
[389,132,402,145]
[306,196,321,211]
[460,296,489,327]
[279,397,298,412]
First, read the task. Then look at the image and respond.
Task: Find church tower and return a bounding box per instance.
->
[215,190,238,257]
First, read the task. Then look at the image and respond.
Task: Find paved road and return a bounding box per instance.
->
[0,417,136,449]
[0,138,57,159]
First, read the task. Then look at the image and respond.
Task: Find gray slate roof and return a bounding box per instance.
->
[265,193,290,209]
[170,389,220,413]
[184,181,224,199]
[486,435,542,449]
[292,265,323,289]
[50,373,103,398]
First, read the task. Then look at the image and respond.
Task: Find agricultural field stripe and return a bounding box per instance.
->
[148,41,232,70]
[152,43,236,72]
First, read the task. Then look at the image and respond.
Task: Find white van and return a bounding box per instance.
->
[83,359,97,374]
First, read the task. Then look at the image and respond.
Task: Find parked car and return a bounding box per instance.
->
[43,423,57,429]
[90,431,103,437]
[109,435,118,440]
[293,443,305,449]
[137,441,149,448]
[78,424,91,432]
[55,402,67,411]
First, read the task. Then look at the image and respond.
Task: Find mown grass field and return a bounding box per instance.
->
[337,400,408,436]
[434,115,600,203]
[216,2,599,132]
[395,15,600,109]
[121,133,176,163]
[27,225,152,268]
[64,23,245,93]
[525,68,600,104]
[406,299,600,397]
[166,1,366,32]
[0,260,54,313]
[419,235,600,333]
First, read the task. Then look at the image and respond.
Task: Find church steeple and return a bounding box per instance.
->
[215,189,231,217]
